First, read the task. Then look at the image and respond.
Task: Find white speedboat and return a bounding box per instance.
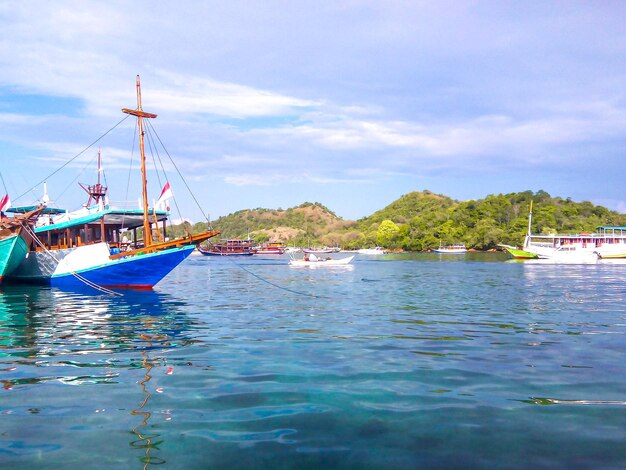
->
[289,253,354,267]
[433,243,467,254]
[357,247,386,255]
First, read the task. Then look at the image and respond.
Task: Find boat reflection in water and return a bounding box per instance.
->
[0,285,194,467]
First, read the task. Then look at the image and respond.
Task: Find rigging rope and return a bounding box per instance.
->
[55,151,99,203]
[15,115,131,203]
[146,120,211,225]
[226,256,330,299]
[21,224,122,296]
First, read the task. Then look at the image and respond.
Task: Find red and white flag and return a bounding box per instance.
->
[156,182,173,210]
[0,194,10,212]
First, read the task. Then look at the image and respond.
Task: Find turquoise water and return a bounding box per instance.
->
[1,252,625,469]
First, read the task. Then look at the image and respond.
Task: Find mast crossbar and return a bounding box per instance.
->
[122,108,157,119]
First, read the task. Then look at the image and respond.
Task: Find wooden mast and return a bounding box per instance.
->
[110,75,220,261]
[122,75,157,247]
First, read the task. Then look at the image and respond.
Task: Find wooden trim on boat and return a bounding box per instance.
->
[109,230,220,259]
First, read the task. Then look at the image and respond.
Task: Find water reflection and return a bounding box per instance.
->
[0,285,194,360]
[130,350,165,468]
[0,285,193,468]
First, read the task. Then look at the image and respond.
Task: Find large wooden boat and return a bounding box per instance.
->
[6,76,219,289]
[0,206,45,282]
[198,238,255,256]
[254,241,286,255]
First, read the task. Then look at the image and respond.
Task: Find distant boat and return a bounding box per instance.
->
[357,246,386,255]
[254,241,286,255]
[289,253,354,267]
[6,76,219,289]
[523,228,626,262]
[0,206,45,282]
[508,202,626,262]
[198,238,255,256]
[433,243,467,254]
[302,246,341,254]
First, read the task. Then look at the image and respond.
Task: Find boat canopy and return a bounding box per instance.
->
[596,226,626,234]
[34,208,168,234]
[7,205,67,215]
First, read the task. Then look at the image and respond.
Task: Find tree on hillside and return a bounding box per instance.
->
[164,190,626,251]
[376,220,400,247]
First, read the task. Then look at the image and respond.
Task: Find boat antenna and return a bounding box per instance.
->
[122,75,158,247]
[78,148,108,207]
[14,116,130,204]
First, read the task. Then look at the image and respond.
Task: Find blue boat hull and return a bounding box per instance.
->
[8,245,195,289]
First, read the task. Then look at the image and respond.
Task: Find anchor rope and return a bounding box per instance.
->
[225,256,330,299]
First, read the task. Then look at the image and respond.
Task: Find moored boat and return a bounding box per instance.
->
[497,244,538,259]
[198,238,255,256]
[6,76,219,289]
[254,241,286,255]
[357,246,386,255]
[0,206,45,282]
[516,202,626,262]
[433,243,467,254]
[524,228,626,262]
[302,246,341,254]
[289,253,354,266]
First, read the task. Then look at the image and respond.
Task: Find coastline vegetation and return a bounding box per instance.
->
[169,190,626,251]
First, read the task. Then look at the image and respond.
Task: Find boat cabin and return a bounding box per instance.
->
[8,205,169,253]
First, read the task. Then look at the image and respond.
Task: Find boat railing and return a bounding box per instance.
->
[527,241,554,249]
[109,230,220,260]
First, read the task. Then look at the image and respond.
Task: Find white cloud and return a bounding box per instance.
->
[1,1,626,219]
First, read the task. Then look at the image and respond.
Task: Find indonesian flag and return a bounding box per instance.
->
[0,194,10,212]
[156,182,173,210]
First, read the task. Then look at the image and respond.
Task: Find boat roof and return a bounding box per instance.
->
[34,207,168,233]
[597,226,626,231]
[7,205,67,215]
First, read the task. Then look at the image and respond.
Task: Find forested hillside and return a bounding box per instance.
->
[168,190,626,251]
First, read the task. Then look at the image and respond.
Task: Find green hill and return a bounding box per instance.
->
[169,190,626,251]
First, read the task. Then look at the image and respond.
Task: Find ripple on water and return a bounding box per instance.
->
[1,256,625,468]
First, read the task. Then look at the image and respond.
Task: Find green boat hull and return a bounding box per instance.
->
[0,234,29,281]
[500,244,538,259]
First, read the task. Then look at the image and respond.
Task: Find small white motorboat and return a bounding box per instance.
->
[357,247,386,255]
[289,253,355,267]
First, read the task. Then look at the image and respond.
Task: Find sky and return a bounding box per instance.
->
[0,1,625,223]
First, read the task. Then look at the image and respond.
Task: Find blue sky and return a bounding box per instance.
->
[1,1,625,223]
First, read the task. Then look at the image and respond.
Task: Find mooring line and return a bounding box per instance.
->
[225,256,331,299]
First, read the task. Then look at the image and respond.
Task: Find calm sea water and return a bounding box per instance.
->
[1,252,625,469]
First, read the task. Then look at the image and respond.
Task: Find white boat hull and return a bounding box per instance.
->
[524,237,626,263]
[357,247,386,255]
[289,255,355,267]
